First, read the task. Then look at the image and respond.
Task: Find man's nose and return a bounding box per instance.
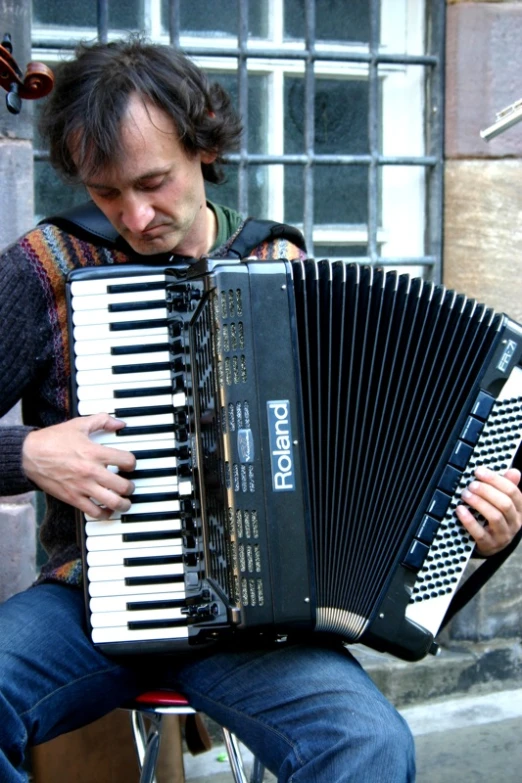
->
[120,195,154,233]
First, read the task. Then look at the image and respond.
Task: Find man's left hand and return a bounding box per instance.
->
[455,467,522,556]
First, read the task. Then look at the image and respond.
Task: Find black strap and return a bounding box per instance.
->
[39,201,306,258]
[223,216,307,258]
[39,201,120,249]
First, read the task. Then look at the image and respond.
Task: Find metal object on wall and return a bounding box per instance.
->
[481,99,522,141]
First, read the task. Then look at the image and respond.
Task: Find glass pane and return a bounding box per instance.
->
[285,76,370,155]
[162,0,266,37]
[211,71,268,154]
[284,76,370,225]
[32,0,142,29]
[284,0,370,43]
[206,165,267,219]
[206,165,239,213]
[34,161,87,221]
[284,165,368,225]
[247,165,269,218]
[314,245,368,259]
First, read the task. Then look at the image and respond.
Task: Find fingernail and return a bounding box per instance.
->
[461,488,473,500]
[475,466,491,479]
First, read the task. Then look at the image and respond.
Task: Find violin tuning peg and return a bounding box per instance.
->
[6,84,22,114]
[1,33,13,53]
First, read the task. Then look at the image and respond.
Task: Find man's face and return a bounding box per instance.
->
[79,94,216,257]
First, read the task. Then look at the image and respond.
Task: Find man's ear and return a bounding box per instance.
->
[200,150,218,165]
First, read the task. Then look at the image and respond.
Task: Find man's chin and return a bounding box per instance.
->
[123,233,176,257]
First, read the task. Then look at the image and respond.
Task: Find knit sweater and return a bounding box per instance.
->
[0,209,306,586]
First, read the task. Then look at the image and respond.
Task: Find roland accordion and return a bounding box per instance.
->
[66,258,522,661]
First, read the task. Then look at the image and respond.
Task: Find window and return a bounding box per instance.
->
[32,0,444,279]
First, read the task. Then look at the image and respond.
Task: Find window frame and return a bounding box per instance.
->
[31,0,445,280]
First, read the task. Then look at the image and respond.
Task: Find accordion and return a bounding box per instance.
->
[66,258,522,661]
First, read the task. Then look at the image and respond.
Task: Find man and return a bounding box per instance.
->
[0,38,520,783]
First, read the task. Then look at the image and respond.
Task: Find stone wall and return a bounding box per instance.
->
[444,0,522,644]
[0,0,36,602]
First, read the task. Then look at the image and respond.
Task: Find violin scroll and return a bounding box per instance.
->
[1,33,54,115]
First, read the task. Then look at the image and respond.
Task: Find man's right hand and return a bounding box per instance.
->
[22,413,136,519]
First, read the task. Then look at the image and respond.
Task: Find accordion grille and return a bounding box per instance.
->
[290,260,505,631]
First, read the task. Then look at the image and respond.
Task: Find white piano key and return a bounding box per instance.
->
[72,289,166,311]
[91,606,186,627]
[88,579,187,597]
[75,351,171,371]
[90,430,175,447]
[134,456,178,471]
[85,518,182,537]
[73,332,170,356]
[87,561,184,581]
[76,367,172,386]
[71,273,166,297]
[74,323,168,342]
[115,412,175,428]
[76,378,173,400]
[73,306,167,327]
[87,544,183,567]
[84,499,182,522]
[91,626,188,643]
[77,394,175,416]
[97,438,178,455]
[90,591,186,613]
[86,533,181,551]
[131,474,179,490]
[130,480,181,495]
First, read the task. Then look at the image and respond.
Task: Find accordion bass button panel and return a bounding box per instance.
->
[405,366,522,639]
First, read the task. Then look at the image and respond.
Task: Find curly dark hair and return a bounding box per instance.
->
[39,37,243,184]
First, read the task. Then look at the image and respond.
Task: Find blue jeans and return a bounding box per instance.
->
[0,583,415,782]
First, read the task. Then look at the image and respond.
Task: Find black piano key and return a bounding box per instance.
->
[110,318,168,332]
[130,447,189,460]
[112,362,172,374]
[125,574,185,586]
[111,343,171,355]
[114,386,173,398]
[107,281,166,294]
[127,618,189,630]
[121,511,181,523]
[123,554,183,567]
[122,530,182,542]
[127,598,187,611]
[109,300,166,313]
[116,424,175,437]
[115,405,175,418]
[129,491,183,503]
[121,467,178,480]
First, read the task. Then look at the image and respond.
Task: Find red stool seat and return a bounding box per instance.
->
[127,690,264,782]
[132,690,196,709]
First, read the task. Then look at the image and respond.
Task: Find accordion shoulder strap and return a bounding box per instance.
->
[224,216,307,258]
[39,201,306,257]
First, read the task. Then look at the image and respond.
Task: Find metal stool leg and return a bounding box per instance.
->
[130,694,265,783]
[130,710,162,783]
[222,726,249,783]
[250,755,266,783]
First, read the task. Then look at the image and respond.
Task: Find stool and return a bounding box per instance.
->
[128,689,265,783]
